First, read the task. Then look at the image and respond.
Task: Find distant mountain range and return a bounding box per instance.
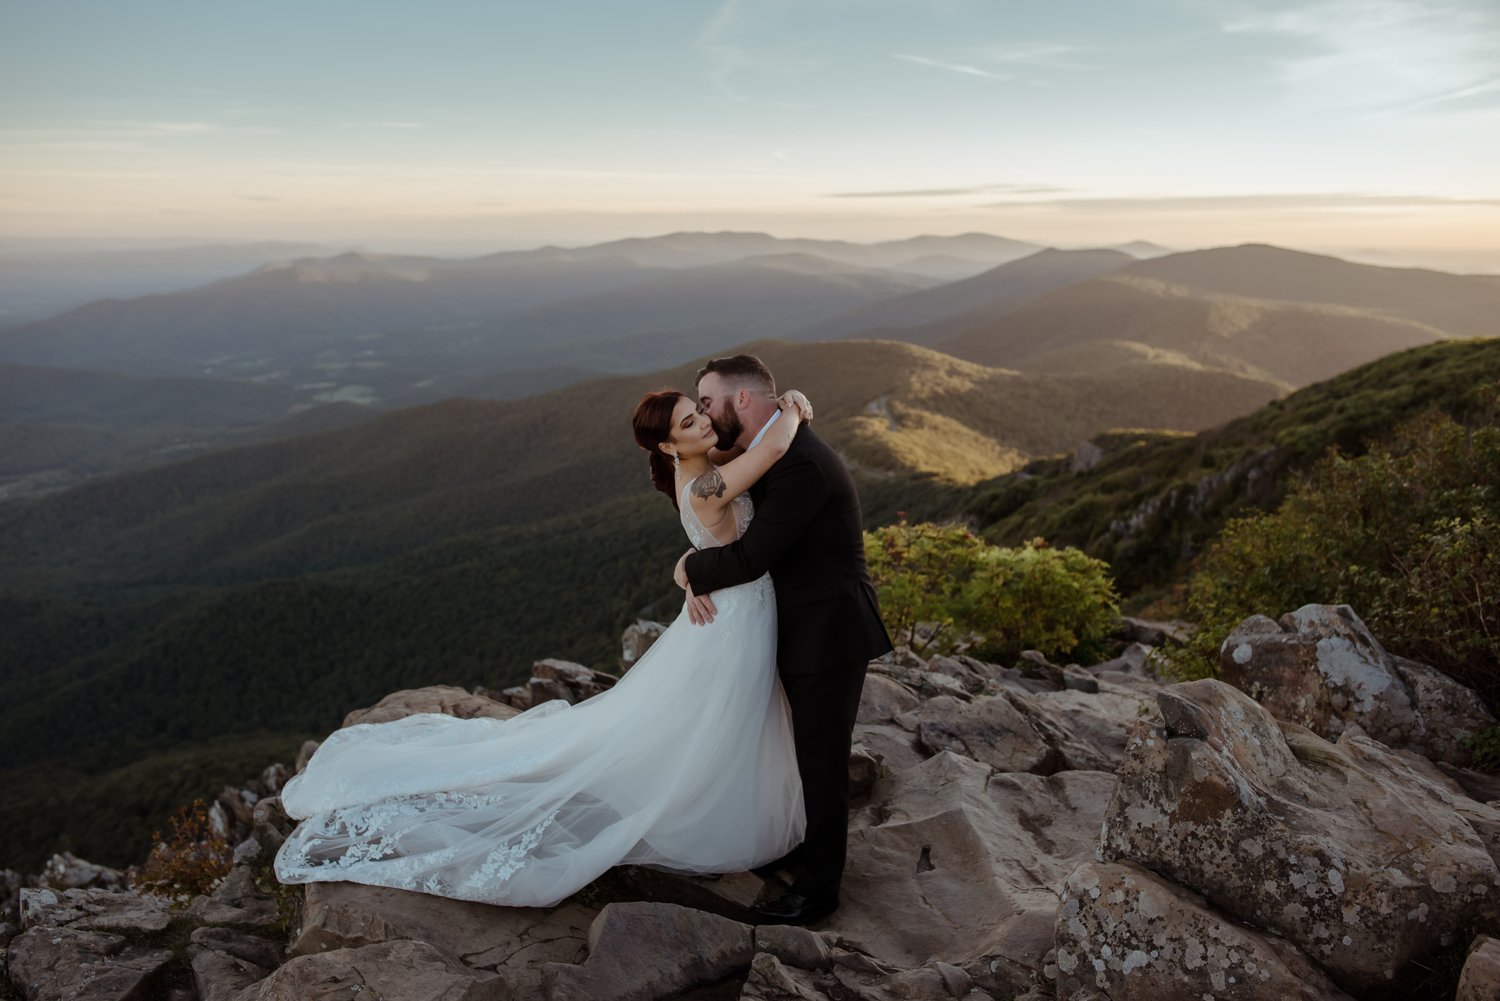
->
[2,234,1496,504]
[0,240,346,325]
[936,245,1499,386]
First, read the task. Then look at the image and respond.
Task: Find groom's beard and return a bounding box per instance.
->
[710,401,744,451]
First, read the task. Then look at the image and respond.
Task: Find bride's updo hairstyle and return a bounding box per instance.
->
[632,390,687,510]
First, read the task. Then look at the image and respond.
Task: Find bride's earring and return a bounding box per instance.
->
[672,451,681,473]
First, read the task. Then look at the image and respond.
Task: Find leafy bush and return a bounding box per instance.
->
[864,520,1119,662]
[1465,727,1500,771]
[1175,407,1500,699]
[129,798,232,905]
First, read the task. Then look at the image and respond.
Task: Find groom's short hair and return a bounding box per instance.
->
[698,354,775,396]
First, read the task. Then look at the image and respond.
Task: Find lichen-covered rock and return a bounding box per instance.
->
[39,852,125,891]
[1457,934,1500,1001]
[6,926,173,1001]
[1391,653,1498,764]
[1101,678,1500,995]
[232,938,502,1001]
[17,887,171,934]
[1218,603,1494,765]
[1219,604,1420,743]
[541,901,753,1001]
[1054,861,1354,1000]
[341,684,519,727]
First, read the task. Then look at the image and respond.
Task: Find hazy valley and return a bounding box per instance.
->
[1,229,1496,873]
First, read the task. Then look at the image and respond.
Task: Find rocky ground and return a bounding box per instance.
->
[4,604,1500,1000]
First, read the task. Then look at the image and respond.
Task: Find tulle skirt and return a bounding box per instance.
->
[273,573,804,907]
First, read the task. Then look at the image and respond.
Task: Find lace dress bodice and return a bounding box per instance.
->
[679,476,754,550]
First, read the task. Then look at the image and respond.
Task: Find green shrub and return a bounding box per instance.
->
[864,520,1119,662]
[965,541,1121,664]
[863,520,986,654]
[1465,727,1500,771]
[1175,407,1500,699]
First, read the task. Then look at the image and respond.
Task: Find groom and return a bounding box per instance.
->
[673,353,893,925]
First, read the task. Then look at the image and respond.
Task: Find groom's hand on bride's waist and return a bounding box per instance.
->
[675,548,717,626]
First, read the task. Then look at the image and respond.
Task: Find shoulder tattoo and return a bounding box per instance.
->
[692,469,727,500]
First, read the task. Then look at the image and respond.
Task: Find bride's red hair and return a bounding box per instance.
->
[632,390,686,510]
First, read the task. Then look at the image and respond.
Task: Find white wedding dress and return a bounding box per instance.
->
[273,478,804,907]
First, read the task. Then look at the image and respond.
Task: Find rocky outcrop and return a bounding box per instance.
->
[1219,603,1496,765]
[1100,678,1500,996]
[6,926,173,1001]
[341,683,519,727]
[831,751,1116,993]
[620,619,666,669]
[9,613,1498,1001]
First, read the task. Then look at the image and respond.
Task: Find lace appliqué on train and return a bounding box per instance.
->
[278,789,560,892]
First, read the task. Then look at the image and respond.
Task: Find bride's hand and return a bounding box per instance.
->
[779,390,813,422]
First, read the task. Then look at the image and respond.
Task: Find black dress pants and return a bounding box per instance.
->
[778,656,869,900]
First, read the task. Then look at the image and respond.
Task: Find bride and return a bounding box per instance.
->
[273,388,814,908]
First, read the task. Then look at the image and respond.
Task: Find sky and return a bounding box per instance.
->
[2,0,1498,266]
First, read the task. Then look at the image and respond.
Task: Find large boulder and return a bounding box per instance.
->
[6,926,173,1001]
[1101,678,1500,995]
[1054,861,1354,1001]
[620,620,666,669]
[541,901,754,1001]
[342,685,519,727]
[292,880,594,995]
[827,750,1116,992]
[899,694,1058,774]
[1219,603,1494,765]
[1458,935,1500,1001]
[741,950,994,1001]
[17,887,171,935]
[232,938,503,1001]
[889,684,1153,779]
[189,926,285,1001]
[39,852,125,891]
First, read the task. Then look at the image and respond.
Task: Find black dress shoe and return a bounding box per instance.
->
[749,890,839,926]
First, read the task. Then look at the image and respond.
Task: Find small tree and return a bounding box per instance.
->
[129,798,232,905]
[863,519,985,654]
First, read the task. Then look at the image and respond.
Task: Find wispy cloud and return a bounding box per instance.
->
[992,192,1500,212]
[830,183,1067,198]
[978,42,1095,69]
[1221,0,1500,115]
[96,120,219,136]
[892,53,1009,80]
[337,121,426,130]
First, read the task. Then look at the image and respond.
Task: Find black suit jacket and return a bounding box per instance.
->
[685,424,893,675]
